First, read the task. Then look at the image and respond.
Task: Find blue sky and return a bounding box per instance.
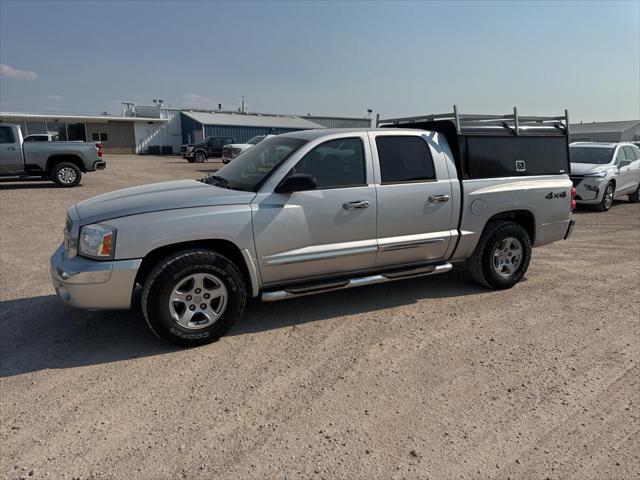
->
[0,0,638,121]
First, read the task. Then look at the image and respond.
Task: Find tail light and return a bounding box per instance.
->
[95,143,103,158]
[570,186,576,210]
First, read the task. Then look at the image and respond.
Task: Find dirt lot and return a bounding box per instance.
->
[1,155,639,480]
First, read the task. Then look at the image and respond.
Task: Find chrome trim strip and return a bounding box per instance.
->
[261,263,453,302]
[379,238,445,252]
[264,245,378,266]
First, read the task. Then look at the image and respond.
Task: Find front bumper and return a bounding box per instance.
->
[572,176,607,204]
[50,245,141,310]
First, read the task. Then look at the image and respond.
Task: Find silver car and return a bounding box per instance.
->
[570,142,640,211]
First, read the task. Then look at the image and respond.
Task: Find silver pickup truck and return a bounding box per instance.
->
[50,108,575,346]
[0,124,105,187]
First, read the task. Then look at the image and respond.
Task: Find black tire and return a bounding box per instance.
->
[195,151,207,163]
[51,162,82,187]
[595,182,614,211]
[466,221,532,290]
[628,183,640,203]
[141,249,247,347]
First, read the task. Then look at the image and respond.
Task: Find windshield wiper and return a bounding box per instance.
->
[201,174,232,189]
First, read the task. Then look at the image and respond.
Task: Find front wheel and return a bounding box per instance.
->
[52,162,82,187]
[141,249,247,347]
[194,151,207,163]
[595,182,614,211]
[466,221,532,290]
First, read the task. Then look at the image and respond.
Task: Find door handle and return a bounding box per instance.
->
[7,146,18,150]
[343,200,369,210]
[429,194,450,203]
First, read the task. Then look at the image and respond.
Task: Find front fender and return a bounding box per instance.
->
[108,205,255,260]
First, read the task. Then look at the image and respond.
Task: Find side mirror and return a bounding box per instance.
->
[275,173,317,194]
[619,160,631,168]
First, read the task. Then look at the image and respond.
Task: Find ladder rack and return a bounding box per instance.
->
[377,105,570,136]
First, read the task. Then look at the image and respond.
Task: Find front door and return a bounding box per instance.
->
[369,132,456,268]
[252,135,377,285]
[617,146,640,194]
[0,126,24,174]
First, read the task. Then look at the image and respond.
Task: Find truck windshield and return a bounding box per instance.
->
[569,146,614,164]
[212,136,307,191]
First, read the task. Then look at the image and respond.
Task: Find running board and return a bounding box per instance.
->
[261,263,453,302]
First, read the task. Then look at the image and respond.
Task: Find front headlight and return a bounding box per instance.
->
[79,224,116,260]
[584,171,607,178]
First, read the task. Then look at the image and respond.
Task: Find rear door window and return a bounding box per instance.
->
[376,136,435,184]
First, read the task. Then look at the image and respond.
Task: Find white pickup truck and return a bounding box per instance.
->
[51,107,575,346]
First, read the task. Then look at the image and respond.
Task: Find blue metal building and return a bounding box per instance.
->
[180,111,324,144]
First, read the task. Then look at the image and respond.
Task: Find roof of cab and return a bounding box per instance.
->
[279,128,423,140]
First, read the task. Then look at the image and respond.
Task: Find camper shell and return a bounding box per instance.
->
[377,106,570,180]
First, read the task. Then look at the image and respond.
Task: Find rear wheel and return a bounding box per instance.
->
[595,182,614,211]
[141,249,247,347]
[466,221,532,290]
[52,162,82,187]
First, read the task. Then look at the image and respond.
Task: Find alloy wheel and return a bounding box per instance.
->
[58,167,77,184]
[168,273,228,329]
[492,237,523,277]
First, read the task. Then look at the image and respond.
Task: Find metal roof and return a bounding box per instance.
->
[182,111,324,129]
[0,112,166,122]
[570,120,639,134]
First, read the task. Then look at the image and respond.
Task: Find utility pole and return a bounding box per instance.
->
[241,96,245,114]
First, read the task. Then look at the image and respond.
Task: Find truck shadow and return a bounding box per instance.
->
[0,180,63,190]
[0,268,488,378]
[572,200,629,214]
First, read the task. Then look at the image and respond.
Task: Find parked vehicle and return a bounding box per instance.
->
[23,133,56,142]
[569,142,640,210]
[182,136,236,163]
[51,107,575,347]
[0,124,105,187]
[222,135,273,163]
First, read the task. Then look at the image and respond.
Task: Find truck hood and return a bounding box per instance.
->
[76,179,256,225]
[226,143,252,149]
[570,163,612,175]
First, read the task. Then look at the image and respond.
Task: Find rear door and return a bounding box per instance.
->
[0,126,24,174]
[369,131,456,268]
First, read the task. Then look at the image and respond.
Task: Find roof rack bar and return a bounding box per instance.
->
[453,104,461,134]
[513,106,519,135]
[565,109,570,136]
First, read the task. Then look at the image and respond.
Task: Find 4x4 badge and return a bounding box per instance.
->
[546,191,567,199]
[515,160,526,172]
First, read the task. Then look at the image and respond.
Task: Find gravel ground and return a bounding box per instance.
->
[1,155,639,480]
